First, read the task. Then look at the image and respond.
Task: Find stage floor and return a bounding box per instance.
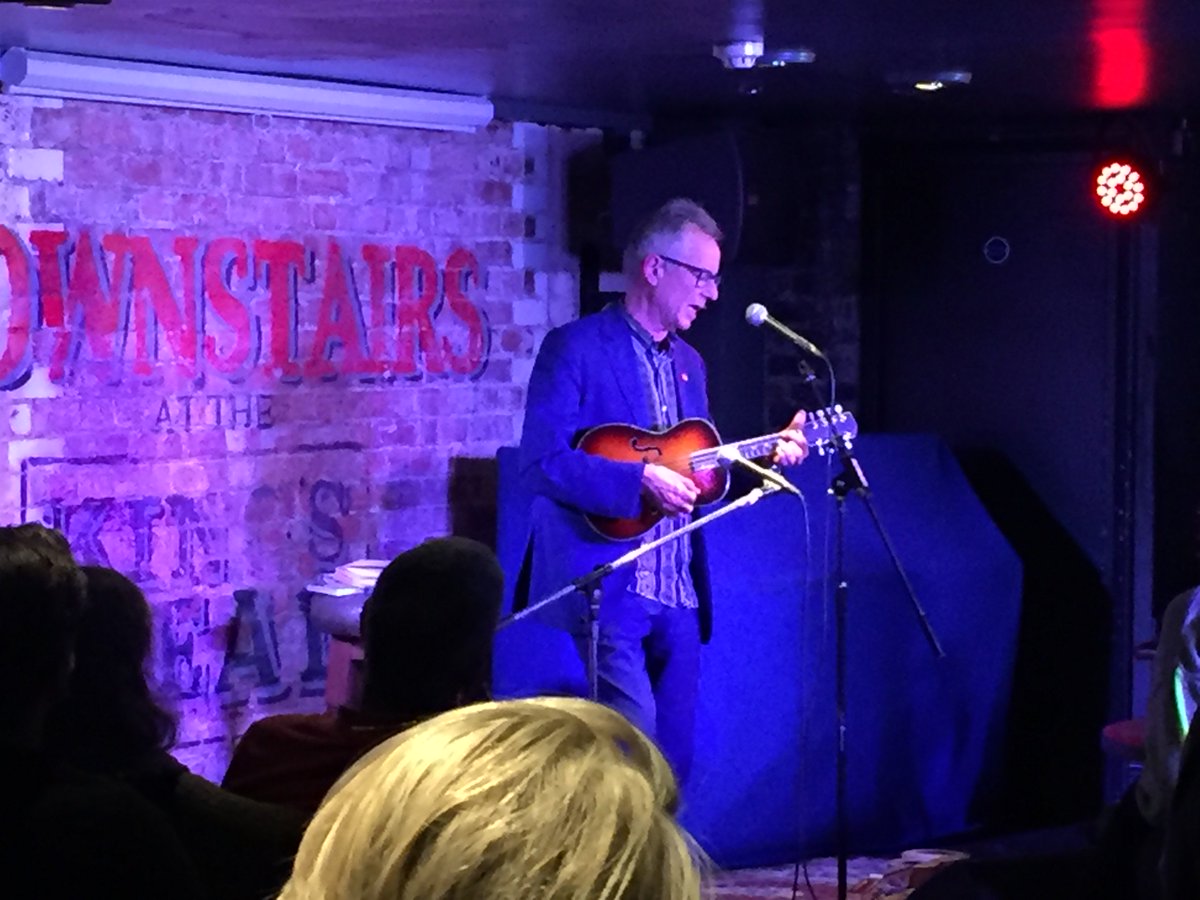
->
[709,851,955,899]
[709,822,1097,899]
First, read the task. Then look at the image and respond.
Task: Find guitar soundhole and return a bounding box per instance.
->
[630,437,662,460]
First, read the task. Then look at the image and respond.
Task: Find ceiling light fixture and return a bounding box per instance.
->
[10,1,111,7]
[1094,160,1148,217]
[0,47,494,132]
[889,68,972,96]
[934,69,972,86]
[714,40,765,70]
[760,47,817,68]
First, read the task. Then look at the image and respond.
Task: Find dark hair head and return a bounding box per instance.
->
[0,524,85,715]
[43,566,177,773]
[360,537,504,717]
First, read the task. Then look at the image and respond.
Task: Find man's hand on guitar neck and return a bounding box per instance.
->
[641,463,699,517]
[772,409,810,467]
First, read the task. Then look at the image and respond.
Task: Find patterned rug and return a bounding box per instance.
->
[710,850,969,899]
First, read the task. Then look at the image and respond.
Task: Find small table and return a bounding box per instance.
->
[306,588,367,710]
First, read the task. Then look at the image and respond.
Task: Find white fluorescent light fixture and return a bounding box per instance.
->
[0,47,494,132]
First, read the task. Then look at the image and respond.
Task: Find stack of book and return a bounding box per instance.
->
[307,559,389,596]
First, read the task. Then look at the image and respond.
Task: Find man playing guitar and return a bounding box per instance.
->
[517,198,809,783]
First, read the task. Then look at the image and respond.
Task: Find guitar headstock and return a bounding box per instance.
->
[804,405,859,455]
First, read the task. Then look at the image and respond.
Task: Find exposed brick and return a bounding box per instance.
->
[0,95,832,781]
[0,183,31,219]
[311,202,338,231]
[244,162,300,197]
[124,156,163,187]
[297,167,350,197]
[480,179,513,205]
[337,203,386,233]
[474,240,513,266]
[30,107,75,148]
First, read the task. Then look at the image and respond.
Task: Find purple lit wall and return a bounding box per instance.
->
[0,94,597,779]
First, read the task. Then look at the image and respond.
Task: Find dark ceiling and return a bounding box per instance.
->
[1,0,1199,127]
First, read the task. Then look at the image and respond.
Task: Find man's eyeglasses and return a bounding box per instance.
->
[658,254,721,288]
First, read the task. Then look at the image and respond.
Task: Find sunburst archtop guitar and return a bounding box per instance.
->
[577,407,858,540]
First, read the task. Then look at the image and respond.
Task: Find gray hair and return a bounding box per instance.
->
[622,197,723,279]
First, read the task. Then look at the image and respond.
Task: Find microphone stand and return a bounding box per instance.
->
[497,481,786,701]
[797,360,945,900]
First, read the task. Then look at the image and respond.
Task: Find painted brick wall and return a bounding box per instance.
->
[0,94,595,779]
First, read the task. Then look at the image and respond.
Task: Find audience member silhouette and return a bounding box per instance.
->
[279,697,703,900]
[0,524,203,900]
[1085,565,1200,898]
[222,535,504,814]
[1162,705,1200,898]
[42,564,305,900]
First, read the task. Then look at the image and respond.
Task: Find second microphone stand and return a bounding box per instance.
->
[799,362,945,900]
[498,480,786,700]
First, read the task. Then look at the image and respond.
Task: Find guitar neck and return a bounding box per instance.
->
[686,407,855,473]
[691,433,782,472]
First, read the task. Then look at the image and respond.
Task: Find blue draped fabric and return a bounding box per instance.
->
[494,433,1022,866]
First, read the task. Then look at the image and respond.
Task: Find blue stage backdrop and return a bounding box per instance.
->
[493,434,1022,867]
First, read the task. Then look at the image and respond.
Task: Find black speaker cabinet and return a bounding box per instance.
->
[609,129,806,266]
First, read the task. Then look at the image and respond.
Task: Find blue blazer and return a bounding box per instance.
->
[516,303,714,641]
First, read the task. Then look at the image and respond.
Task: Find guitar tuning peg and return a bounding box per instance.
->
[834,404,843,413]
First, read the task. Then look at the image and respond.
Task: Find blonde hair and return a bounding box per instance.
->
[279,697,703,900]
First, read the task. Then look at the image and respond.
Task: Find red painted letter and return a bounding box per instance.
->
[308,239,373,378]
[442,247,488,376]
[0,226,35,389]
[394,245,442,375]
[104,234,198,378]
[254,239,310,380]
[47,230,121,383]
[361,243,393,374]
[202,238,256,378]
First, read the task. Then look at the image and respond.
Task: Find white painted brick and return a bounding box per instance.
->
[0,469,19,511]
[7,365,63,400]
[7,147,63,181]
[512,240,550,270]
[512,356,536,390]
[511,122,547,154]
[512,299,548,327]
[0,102,31,145]
[549,293,578,328]
[548,270,578,301]
[0,184,31,219]
[515,183,548,213]
[8,403,31,436]
[8,436,64,470]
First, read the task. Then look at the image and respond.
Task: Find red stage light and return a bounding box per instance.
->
[1095,161,1147,216]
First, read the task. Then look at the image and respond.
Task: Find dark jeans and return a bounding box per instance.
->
[573,591,701,784]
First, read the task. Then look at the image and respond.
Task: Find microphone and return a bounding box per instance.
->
[717,447,803,497]
[745,303,826,359]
